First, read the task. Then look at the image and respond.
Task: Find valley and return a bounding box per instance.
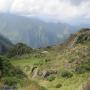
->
[0,13,78,48]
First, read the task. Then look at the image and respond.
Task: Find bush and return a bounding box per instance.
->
[47,75,55,81]
[75,61,90,74]
[0,56,27,86]
[61,70,73,78]
[2,77,18,86]
[0,56,13,77]
[55,83,62,88]
[75,67,86,74]
[40,86,47,90]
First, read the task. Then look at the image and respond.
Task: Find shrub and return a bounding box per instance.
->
[2,77,18,86]
[75,67,86,74]
[40,86,47,90]
[0,56,27,86]
[61,70,73,78]
[75,60,90,74]
[0,56,13,77]
[47,75,55,81]
[55,83,62,88]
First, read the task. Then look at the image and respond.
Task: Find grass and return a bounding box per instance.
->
[10,56,46,67]
[10,55,90,90]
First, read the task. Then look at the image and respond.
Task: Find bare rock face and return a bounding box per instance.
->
[32,68,39,78]
[41,51,49,54]
[41,70,57,78]
[31,66,37,73]
[31,66,57,78]
[41,70,48,78]
[30,66,39,78]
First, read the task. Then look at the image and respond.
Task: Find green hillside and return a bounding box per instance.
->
[0,34,13,54]
[0,56,27,88]
[9,28,90,90]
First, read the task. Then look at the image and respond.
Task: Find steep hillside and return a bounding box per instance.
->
[0,13,77,48]
[67,28,90,45]
[10,28,90,90]
[0,34,13,54]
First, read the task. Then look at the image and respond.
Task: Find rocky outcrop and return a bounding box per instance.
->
[41,70,57,78]
[32,68,39,78]
[67,28,90,48]
[30,65,57,78]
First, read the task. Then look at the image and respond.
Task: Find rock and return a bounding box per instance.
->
[31,66,37,73]
[41,51,49,54]
[32,68,39,78]
[41,70,49,78]
[41,70,57,78]
[30,66,57,78]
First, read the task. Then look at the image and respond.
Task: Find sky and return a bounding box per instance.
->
[0,0,90,24]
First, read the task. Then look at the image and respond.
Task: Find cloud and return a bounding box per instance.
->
[0,0,13,12]
[65,0,90,5]
[10,0,78,21]
[0,0,90,23]
[0,0,8,12]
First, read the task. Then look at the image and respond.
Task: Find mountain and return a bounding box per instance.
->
[0,34,13,53]
[0,13,78,48]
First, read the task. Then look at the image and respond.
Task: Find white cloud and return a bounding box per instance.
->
[0,0,7,12]
[0,0,13,12]
[10,0,78,21]
[0,0,90,23]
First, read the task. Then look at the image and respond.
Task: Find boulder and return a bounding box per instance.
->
[41,70,57,78]
[32,68,39,78]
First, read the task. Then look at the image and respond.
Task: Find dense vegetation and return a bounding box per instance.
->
[0,56,27,87]
[7,43,33,57]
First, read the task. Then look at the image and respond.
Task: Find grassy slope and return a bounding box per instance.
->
[10,29,90,90]
[10,43,90,90]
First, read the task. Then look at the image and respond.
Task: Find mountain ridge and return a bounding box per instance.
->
[0,13,78,48]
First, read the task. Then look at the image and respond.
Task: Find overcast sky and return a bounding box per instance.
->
[0,0,90,24]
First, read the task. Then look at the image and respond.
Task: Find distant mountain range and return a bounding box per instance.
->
[0,13,79,48]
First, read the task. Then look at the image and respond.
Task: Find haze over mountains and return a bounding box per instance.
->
[0,13,79,48]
